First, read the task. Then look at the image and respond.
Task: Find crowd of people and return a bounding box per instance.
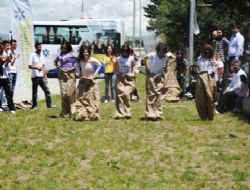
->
[182,24,249,119]
[0,23,249,121]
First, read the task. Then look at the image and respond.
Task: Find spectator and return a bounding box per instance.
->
[29,42,55,110]
[228,24,245,64]
[234,75,249,113]
[217,29,229,88]
[0,40,16,113]
[212,30,219,53]
[103,45,116,103]
[175,50,187,98]
[8,39,20,98]
[216,59,246,113]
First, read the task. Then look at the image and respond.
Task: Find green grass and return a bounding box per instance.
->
[0,73,250,190]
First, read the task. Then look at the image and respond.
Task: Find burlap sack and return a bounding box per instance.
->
[195,72,217,120]
[145,74,164,119]
[114,74,135,119]
[161,62,181,102]
[58,70,76,117]
[72,78,100,121]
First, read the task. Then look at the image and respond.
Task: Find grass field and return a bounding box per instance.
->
[0,73,249,190]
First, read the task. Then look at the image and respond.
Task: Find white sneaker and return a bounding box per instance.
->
[33,106,38,111]
[0,108,3,112]
[214,109,221,114]
[111,99,115,103]
[104,100,108,103]
[10,110,16,114]
[184,92,193,99]
[48,105,56,108]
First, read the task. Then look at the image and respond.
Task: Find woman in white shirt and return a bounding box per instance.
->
[143,43,169,120]
[114,44,136,119]
[195,44,217,120]
[72,45,102,121]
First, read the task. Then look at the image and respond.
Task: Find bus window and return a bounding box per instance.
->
[34,26,48,44]
[54,27,70,44]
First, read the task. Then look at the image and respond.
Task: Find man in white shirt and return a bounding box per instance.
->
[217,59,246,113]
[0,40,16,113]
[228,24,244,64]
[29,42,54,110]
[8,39,20,97]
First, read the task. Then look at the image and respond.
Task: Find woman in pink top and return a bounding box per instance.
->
[72,45,101,121]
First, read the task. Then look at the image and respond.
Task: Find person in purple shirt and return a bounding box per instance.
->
[54,41,77,118]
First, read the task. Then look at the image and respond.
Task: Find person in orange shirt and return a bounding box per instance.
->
[103,45,116,103]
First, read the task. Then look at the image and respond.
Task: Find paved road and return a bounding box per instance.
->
[13,78,60,103]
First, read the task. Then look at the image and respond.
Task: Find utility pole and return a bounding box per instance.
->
[132,0,136,48]
[139,0,142,57]
[81,0,84,19]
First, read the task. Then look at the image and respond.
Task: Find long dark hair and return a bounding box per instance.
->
[77,45,92,63]
[60,41,72,54]
[105,45,114,56]
[201,44,214,60]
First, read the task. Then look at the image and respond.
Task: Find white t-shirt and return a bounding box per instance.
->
[147,52,171,75]
[79,57,101,79]
[8,49,17,74]
[116,55,134,74]
[29,52,44,78]
[1,50,11,79]
[197,56,215,75]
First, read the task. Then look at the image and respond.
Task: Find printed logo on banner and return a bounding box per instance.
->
[43,49,50,57]
[14,7,26,21]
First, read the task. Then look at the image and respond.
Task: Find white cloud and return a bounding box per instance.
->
[0,0,151,38]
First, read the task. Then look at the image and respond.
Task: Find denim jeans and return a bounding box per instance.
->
[104,73,115,100]
[8,73,17,97]
[32,77,52,108]
[0,78,15,111]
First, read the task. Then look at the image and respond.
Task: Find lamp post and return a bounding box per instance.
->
[139,0,142,57]
[132,0,136,48]
[81,0,84,19]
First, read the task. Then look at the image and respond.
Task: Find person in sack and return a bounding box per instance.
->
[54,41,77,118]
[143,43,169,121]
[114,44,136,119]
[72,45,101,121]
[195,44,217,120]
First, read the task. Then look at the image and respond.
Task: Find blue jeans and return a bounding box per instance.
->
[8,73,17,97]
[32,77,52,108]
[104,73,115,100]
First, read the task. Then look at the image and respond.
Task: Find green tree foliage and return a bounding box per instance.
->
[144,0,250,53]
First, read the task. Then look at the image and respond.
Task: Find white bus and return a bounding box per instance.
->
[33,19,125,74]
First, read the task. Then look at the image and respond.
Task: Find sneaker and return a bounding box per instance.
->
[184,92,193,99]
[111,99,115,103]
[214,109,221,114]
[48,105,56,108]
[10,110,16,114]
[104,100,108,103]
[33,106,38,111]
[0,108,3,112]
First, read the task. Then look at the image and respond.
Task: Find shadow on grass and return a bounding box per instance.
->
[231,112,250,124]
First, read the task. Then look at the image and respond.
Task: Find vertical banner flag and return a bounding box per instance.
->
[9,0,34,89]
[193,0,200,35]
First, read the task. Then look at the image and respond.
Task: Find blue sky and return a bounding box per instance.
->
[0,0,151,37]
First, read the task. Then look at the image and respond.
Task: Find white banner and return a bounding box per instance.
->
[9,0,34,89]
